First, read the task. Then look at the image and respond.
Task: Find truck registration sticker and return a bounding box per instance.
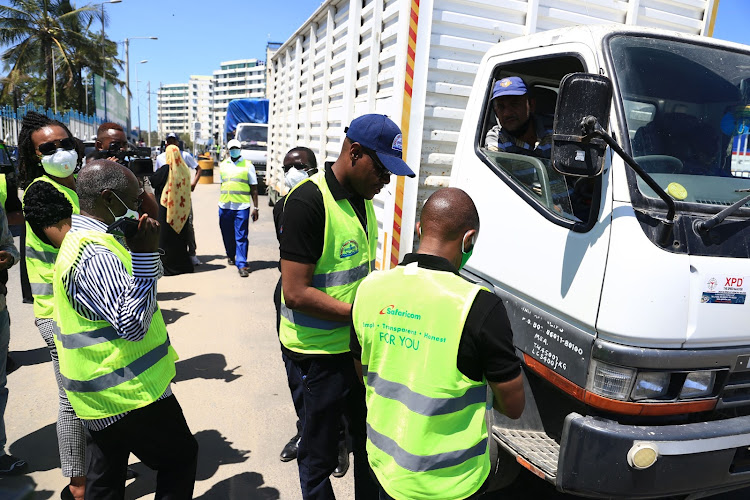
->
[701,276,748,305]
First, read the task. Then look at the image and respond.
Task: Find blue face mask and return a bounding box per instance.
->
[229,149,242,160]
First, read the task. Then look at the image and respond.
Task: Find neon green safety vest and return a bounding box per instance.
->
[279,170,377,354]
[219,158,253,204]
[0,174,7,209]
[352,262,489,500]
[24,176,79,319]
[52,229,177,420]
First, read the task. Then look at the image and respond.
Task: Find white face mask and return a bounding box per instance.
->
[41,148,77,177]
[107,191,140,223]
[285,167,309,189]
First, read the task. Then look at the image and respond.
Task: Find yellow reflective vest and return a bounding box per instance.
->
[279,170,377,354]
[52,228,177,420]
[23,176,79,319]
[219,158,253,205]
[352,262,490,500]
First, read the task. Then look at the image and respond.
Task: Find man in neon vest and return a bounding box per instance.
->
[351,187,525,500]
[219,138,259,277]
[52,159,198,498]
[279,114,415,499]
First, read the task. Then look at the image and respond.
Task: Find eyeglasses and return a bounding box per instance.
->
[38,137,76,156]
[362,147,392,179]
[107,141,125,152]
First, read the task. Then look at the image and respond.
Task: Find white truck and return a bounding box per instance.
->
[268,1,750,497]
[235,122,269,193]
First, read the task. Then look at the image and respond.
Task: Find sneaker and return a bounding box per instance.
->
[0,453,27,475]
[190,255,201,266]
[238,267,250,278]
[228,258,235,265]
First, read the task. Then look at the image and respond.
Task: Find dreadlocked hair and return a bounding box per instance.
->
[17,111,79,189]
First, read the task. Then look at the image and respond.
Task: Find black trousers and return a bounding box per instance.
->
[84,395,198,500]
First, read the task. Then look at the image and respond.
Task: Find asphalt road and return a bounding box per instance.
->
[1,182,748,499]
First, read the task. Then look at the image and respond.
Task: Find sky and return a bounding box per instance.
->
[6,0,750,133]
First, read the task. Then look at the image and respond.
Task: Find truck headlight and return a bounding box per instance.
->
[680,371,716,399]
[587,360,635,400]
[631,372,671,400]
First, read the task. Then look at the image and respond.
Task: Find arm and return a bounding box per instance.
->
[71,216,162,341]
[191,166,202,191]
[139,191,160,219]
[0,207,19,270]
[281,259,352,322]
[490,374,525,419]
[250,185,259,221]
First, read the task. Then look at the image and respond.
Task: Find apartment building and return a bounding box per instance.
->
[212,59,266,142]
[156,59,266,145]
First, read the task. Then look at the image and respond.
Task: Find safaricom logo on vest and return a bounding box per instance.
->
[379,305,421,320]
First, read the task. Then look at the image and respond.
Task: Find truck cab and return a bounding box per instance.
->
[451,25,750,498]
[235,122,268,193]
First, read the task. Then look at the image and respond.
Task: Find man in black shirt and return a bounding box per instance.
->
[279,114,415,500]
[350,187,524,499]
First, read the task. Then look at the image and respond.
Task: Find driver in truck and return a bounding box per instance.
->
[485,76,553,159]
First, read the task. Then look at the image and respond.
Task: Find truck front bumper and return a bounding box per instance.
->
[557,412,750,498]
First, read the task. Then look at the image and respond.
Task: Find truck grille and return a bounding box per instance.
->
[719,370,750,408]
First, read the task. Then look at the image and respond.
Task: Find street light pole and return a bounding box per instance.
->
[125,36,158,139]
[136,60,147,143]
[99,0,121,121]
[147,81,152,147]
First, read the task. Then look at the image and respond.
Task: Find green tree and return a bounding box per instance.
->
[0,0,121,110]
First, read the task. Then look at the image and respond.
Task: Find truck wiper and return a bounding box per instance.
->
[694,192,750,233]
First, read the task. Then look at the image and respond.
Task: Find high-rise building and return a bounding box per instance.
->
[212,59,266,142]
[157,58,266,147]
[157,83,190,139]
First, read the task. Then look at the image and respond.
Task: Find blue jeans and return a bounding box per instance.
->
[0,308,10,453]
[218,207,250,269]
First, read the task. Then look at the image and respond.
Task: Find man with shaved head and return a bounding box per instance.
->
[53,159,198,498]
[351,187,525,500]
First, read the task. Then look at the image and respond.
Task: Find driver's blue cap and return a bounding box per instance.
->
[492,77,528,99]
[345,114,415,178]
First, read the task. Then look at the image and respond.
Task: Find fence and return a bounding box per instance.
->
[0,103,101,147]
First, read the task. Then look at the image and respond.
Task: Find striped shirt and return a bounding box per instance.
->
[485,114,553,158]
[64,214,171,430]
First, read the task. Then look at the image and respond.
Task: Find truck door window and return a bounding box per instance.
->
[477,56,592,225]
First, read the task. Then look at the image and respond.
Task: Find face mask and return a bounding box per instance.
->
[285,167,309,189]
[41,148,77,177]
[229,149,242,160]
[107,191,140,224]
[458,232,476,271]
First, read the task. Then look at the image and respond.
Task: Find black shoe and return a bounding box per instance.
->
[239,267,250,278]
[0,453,27,475]
[280,434,300,462]
[228,258,235,265]
[332,441,349,478]
[126,467,139,480]
[6,353,19,375]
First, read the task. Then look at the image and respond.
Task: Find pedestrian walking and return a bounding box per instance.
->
[279,114,415,499]
[351,187,525,500]
[218,138,259,277]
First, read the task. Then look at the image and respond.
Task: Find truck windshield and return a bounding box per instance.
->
[236,126,268,144]
[610,35,750,209]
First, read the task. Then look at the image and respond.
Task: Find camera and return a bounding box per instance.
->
[92,144,154,177]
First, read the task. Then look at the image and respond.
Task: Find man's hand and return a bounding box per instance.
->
[126,214,161,253]
[0,251,14,271]
[251,208,259,222]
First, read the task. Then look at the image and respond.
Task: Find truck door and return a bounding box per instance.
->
[452,43,610,389]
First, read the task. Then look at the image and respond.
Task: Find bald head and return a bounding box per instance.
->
[77,159,136,214]
[420,188,479,242]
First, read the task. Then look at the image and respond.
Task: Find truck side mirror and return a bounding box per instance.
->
[551,73,613,177]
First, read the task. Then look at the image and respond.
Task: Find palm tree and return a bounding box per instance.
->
[0,0,118,109]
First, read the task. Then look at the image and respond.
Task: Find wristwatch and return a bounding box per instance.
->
[253,207,259,212]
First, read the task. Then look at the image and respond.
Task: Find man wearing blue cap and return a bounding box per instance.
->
[485,76,553,158]
[278,114,414,500]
